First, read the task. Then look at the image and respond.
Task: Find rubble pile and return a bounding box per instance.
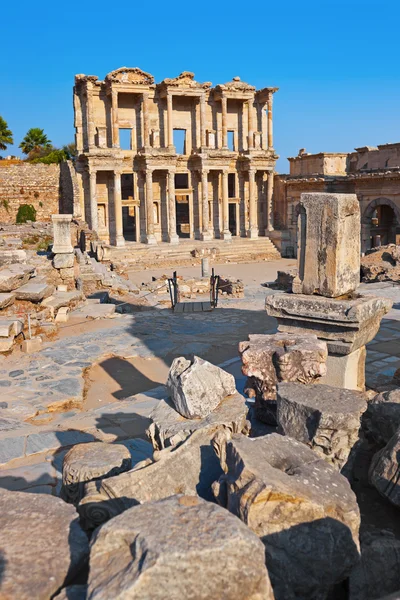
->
[361,244,400,283]
[140,273,244,299]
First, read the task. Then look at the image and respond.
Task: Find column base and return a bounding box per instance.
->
[265,226,275,235]
[201,231,213,241]
[114,236,125,247]
[167,234,179,245]
[317,346,366,391]
[247,229,259,239]
[221,230,232,241]
[145,234,157,245]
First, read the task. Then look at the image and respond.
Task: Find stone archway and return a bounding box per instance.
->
[362,197,400,251]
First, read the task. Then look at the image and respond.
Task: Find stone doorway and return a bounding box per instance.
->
[229,203,238,236]
[122,206,136,242]
[176,195,190,238]
[363,198,400,251]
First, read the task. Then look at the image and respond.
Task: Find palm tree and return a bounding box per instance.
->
[19,128,52,156]
[0,117,13,151]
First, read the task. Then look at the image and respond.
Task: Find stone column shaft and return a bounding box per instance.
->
[167,93,174,148]
[145,170,157,245]
[167,170,179,244]
[201,170,212,241]
[142,93,149,148]
[221,170,231,240]
[221,95,228,149]
[89,170,98,232]
[248,168,258,238]
[266,171,274,232]
[248,99,254,150]
[111,89,119,148]
[200,94,206,148]
[113,172,125,246]
[267,94,273,150]
[86,82,95,150]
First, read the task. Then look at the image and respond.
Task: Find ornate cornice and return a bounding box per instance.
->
[158,71,211,92]
[105,67,155,86]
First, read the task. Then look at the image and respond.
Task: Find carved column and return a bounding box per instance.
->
[86,81,95,150]
[248,168,258,239]
[221,169,231,240]
[113,171,125,246]
[248,98,254,150]
[267,93,273,150]
[201,169,212,241]
[142,92,149,148]
[89,169,98,232]
[200,93,206,149]
[266,171,274,232]
[145,169,157,245]
[221,95,228,149]
[111,88,119,148]
[167,169,179,244]
[167,92,174,148]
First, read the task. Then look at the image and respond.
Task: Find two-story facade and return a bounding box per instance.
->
[73,67,278,246]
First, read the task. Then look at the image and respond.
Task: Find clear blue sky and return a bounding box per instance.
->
[1,0,399,172]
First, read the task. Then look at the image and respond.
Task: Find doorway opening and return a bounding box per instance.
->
[122,206,136,241]
[370,204,397,247]
[229,203,237,235]
[176,195,190,238]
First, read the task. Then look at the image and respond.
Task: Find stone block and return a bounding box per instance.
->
[53,252,75,269]
[15,282,55,302]
[363,389,400,445]
[266,292,392,354]
[61,441,132,504]
[0,319,23,338]
[59,267,75,280]
[88,495,274,600]
[0,337,15,352]
[292,192,360,297]
[55,306,70,323]
[71,303,116,319]
[0,489,88,600]
[20,337,43,353]
[0,249,27,266]
[147,391,249,450]
[167,356,237,419]
[0,292,15,309]
[277,382,367,469]
[369,426,400,507]
[239,332,327,424]
[318,346,366,390]
[52,214,74,253]
[0,264,35,292]
[213,432,360,600]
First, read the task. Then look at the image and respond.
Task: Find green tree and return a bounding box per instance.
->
[0,117,13,151]
[19,128,52,157]
[62,142,77,159]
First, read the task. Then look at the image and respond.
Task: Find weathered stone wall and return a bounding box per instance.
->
[60,161,80,216]
[0,162,60,222]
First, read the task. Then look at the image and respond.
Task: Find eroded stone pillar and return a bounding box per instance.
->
[89,169,99,232]
[248,99,254,150]
[221,95,228,149]
[266,171,274,232]
[167,169,179,244]
[248,168,258,239]
[113,171,125,247]
[167,93,174,149]
[86,82,95,150]
[52,214,74,254]
[267,93,273,150]
[221,169,231,240]
[200,94,206,149]
[111,89,119,148]
[201,169,212,241]
[145,169,157,245]
[142,93,149,148]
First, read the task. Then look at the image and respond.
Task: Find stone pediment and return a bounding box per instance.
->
[159,72,211,90]
[215,77,256,93]
[105,67,154,86]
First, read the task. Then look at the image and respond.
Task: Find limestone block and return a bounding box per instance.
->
[266,293,392,354]
[55,306,70,323]
[369,427,400,507]
[0,249,27,265]
[277,382,367,470]
[20,336,42,353]
[0,264,35,292]
[61,441,132,504]
[363,389,400,446]
[59,267,75,280]
[239,333,327,424]
[15,282,55,302]
[0,488,88,600]
[53,252,75,269]
[349,530,400,600]
[87,495,274,600]
[0,318,23,338]
[318,346,366,391]
[52,214,74,253]
[167,356,236,419]
[42,290,83,312]
[0,292,15,309]
[78,425,241,531]
[213,432,360,600]
[292,192,360,297]
[0,337,15,352]
[147,391,249,451]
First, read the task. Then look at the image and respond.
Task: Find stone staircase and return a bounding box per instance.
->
[101,237,281,271]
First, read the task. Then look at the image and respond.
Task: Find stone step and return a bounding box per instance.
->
[0,265,35,293]
[15,282,55,302]
[0,319,23,338]
[41,291,84,312]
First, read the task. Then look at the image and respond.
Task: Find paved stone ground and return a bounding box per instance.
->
[0,260,398,496]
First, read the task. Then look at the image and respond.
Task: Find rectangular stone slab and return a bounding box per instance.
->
[15,282,55,302]
[293,193,360,297]
[0,265,35,292]
[41,291,83,311]
[266,292,392,354]
[0,293,15,309]
[0,319,23,337]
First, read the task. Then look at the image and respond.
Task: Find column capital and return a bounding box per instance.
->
[168,167,176,174]
[202,168,210,175]
[88,167,97,176]
[222,167,229,174]
[111,87,118,98]
[114,170,123,177]
[146,166,155,174]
